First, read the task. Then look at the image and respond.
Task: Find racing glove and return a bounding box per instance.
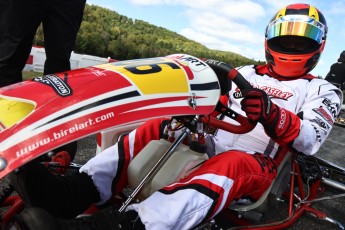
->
[238,88,300,144]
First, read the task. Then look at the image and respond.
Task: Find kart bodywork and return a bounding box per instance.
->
[0,54,220,178]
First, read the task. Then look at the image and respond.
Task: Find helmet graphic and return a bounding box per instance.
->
[265,4,327,77]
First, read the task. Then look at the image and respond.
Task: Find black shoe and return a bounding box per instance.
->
[14,207,143,230]
[9,161,100,218]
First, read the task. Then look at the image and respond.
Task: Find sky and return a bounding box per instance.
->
[86,0,345,78]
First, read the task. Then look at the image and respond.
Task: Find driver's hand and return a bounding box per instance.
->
[238,88,300,140]
[239,88,278,125]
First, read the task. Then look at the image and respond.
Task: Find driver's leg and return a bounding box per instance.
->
[14,150,278,230]
[128,151,278,229]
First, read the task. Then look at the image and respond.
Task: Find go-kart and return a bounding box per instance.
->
[0,54,344,229]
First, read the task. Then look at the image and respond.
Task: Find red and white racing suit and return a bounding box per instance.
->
[80,64,343,229]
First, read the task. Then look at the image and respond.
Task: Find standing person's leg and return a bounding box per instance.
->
[0,0,44,87]
[40,0,86,156]
[42,0,86,75]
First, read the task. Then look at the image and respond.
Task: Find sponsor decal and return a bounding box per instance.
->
[312,125,322,142]
[312,107,334,125]
[167,54,209,73]
[278,109,286,129]
[15,111,115,158]
[233,91,242,98]
[259,86,293,100]
[33,74,72,97]
[321,98,339,118]
[168,54,208,72]
[234,84,293,101]
[87,67,107,77]
[311,117,331,130]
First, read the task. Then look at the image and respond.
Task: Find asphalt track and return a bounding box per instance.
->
[74,122,345,230]
[269,123,345,230]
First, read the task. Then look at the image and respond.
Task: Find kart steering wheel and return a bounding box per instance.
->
[202,59,256,134]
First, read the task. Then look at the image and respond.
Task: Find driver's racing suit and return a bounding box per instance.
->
[80,64,343,229]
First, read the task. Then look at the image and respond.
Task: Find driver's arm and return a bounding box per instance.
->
[239,79,342,155]
[290,81,343,155]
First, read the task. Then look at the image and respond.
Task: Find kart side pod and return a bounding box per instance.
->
[127,139,209,200]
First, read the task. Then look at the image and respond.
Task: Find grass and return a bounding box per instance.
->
[22,70,42,80]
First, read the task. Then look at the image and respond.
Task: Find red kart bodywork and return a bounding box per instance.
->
[0,54,221,178]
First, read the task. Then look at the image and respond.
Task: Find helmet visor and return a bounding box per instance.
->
[266,15,326,44]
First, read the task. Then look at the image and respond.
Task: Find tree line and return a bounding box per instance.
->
[33,4,264,67]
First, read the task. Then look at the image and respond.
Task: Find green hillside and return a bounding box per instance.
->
[33,4,264,67]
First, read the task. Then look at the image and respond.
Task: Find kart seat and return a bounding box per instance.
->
[95,121,147,154]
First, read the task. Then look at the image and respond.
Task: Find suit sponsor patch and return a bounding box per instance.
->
[312,107,334,125]
[321,98,339,118]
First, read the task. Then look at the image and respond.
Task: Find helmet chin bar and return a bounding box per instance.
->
[264,40,323,78]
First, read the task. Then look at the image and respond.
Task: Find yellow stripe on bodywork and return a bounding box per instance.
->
[0,98,35,128]
[98,58,189,94]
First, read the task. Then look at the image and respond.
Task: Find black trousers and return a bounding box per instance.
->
[0,0,86,87]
